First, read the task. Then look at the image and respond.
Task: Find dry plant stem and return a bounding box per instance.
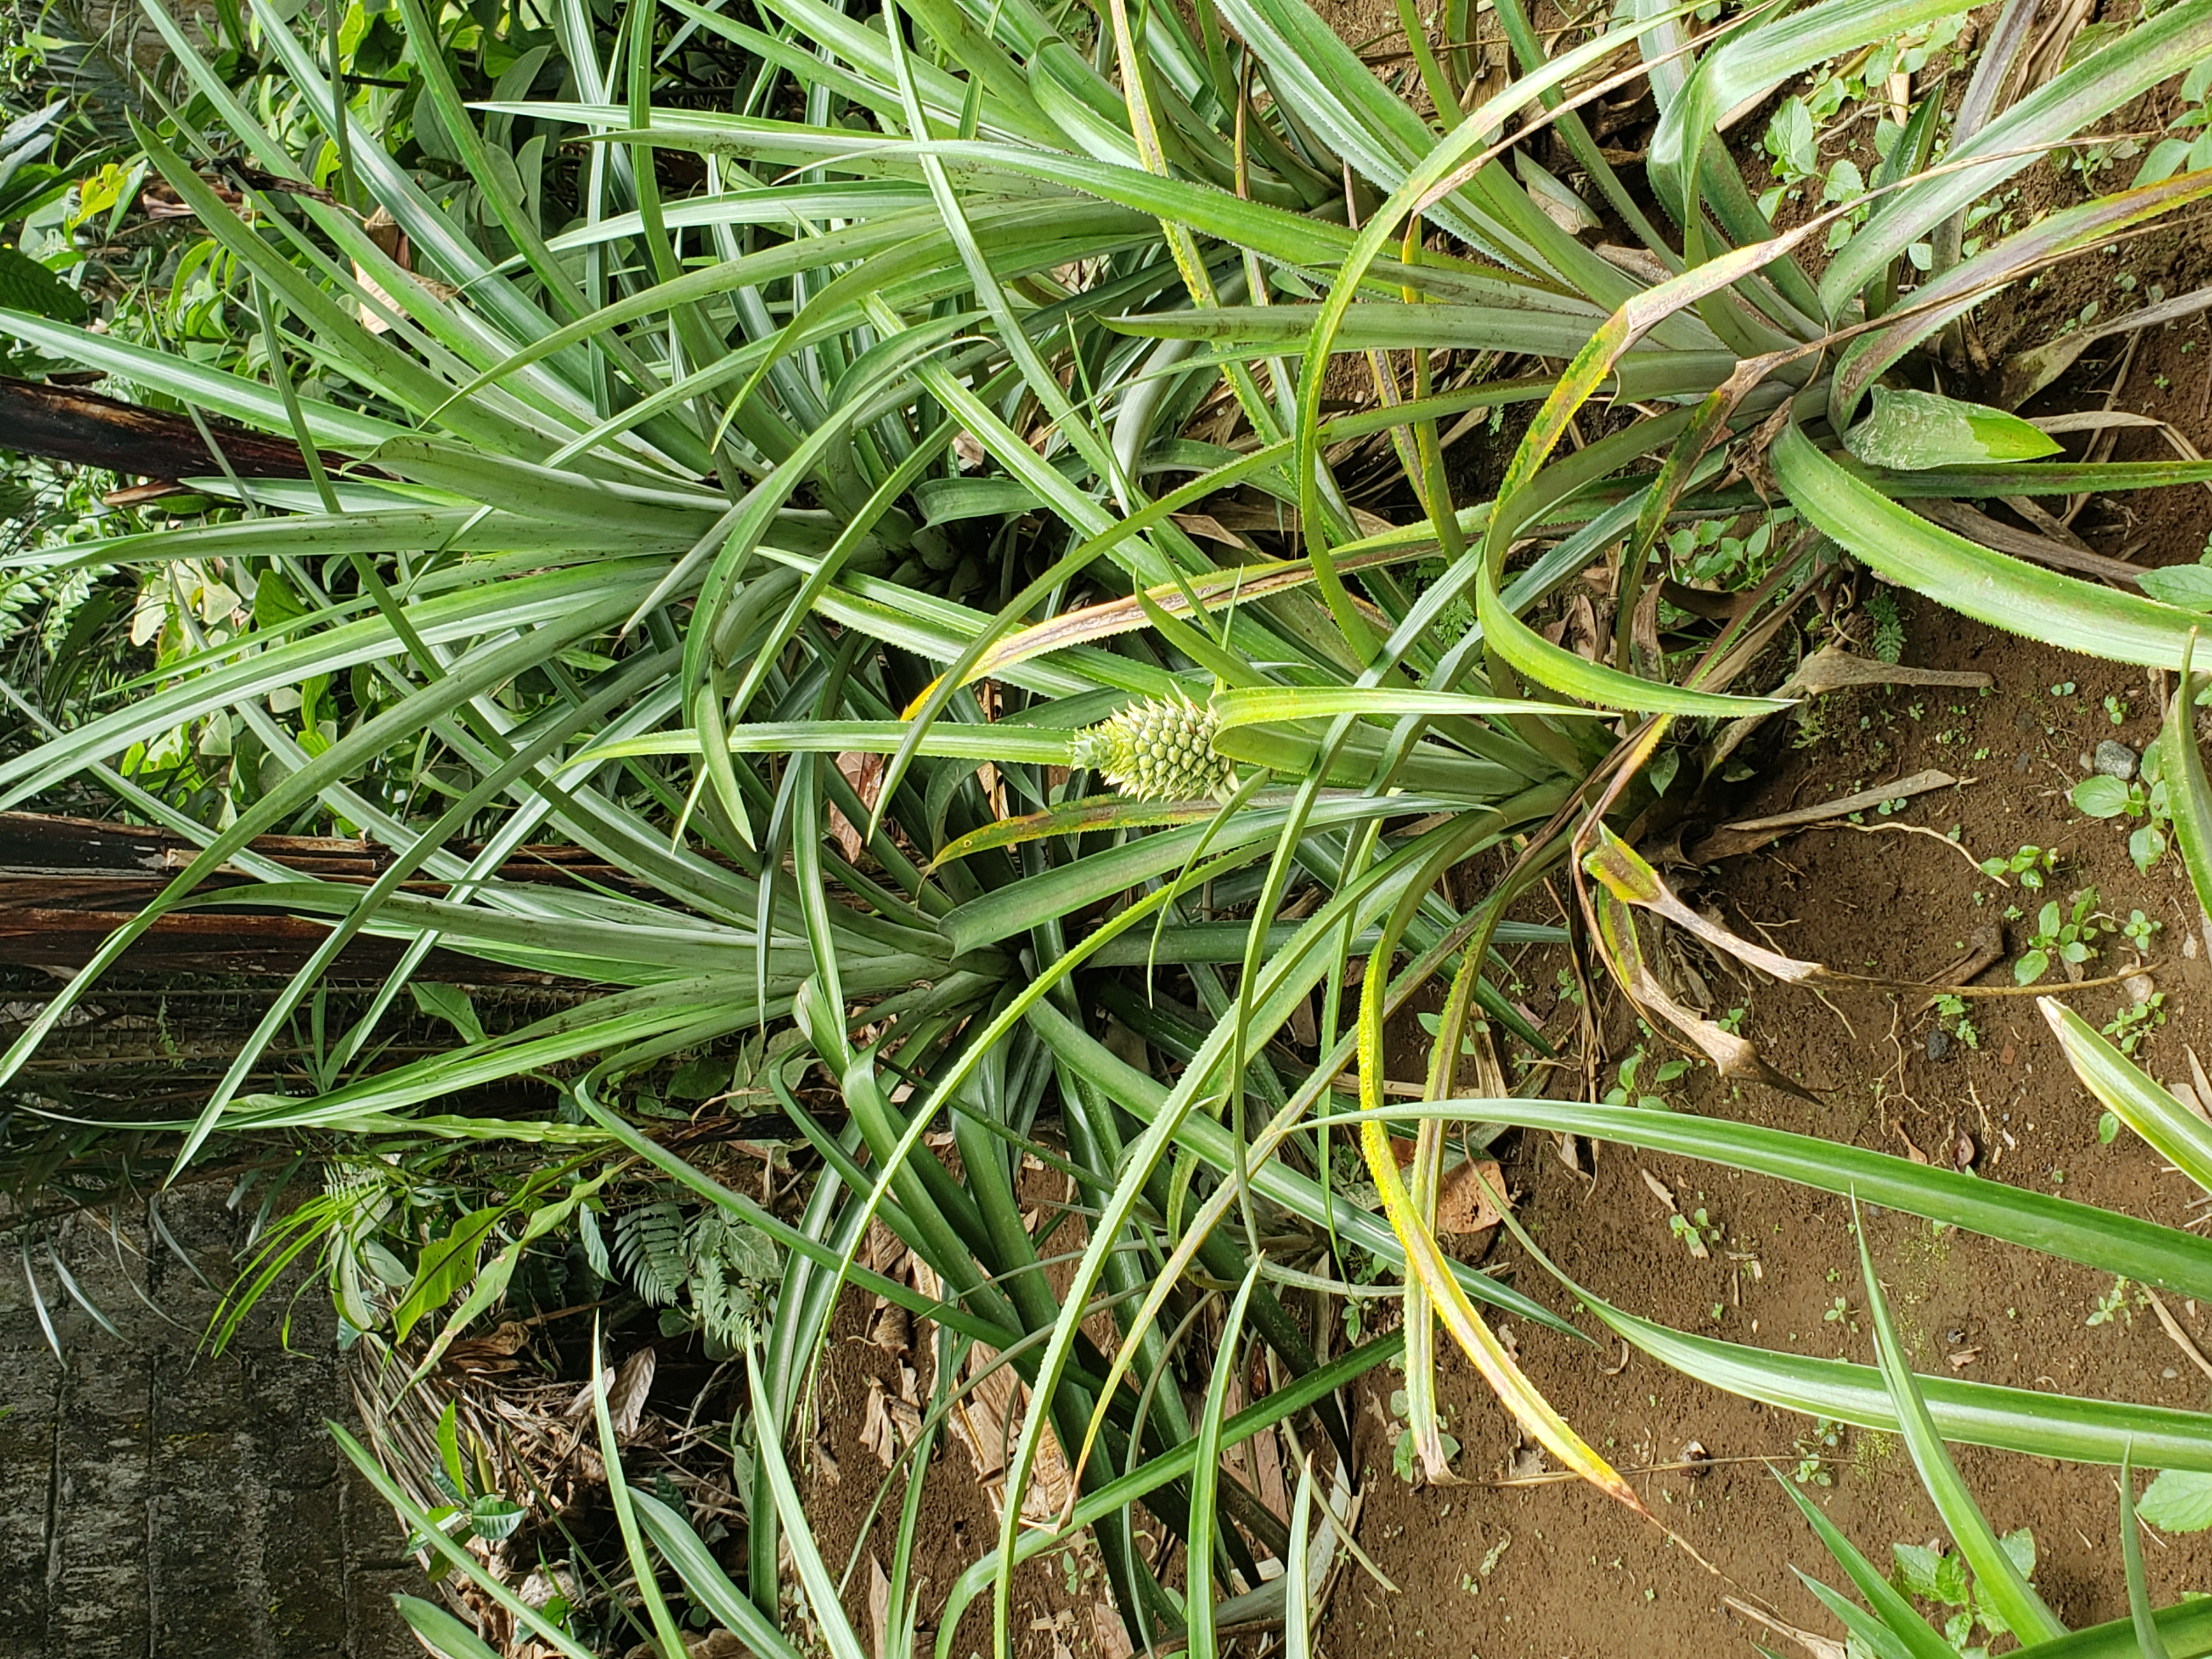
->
[1720,768,1961,833]
[2143,1286,2212,1386]
[1724,1593,1847,1659]
[1488,1452,1811,1487]
[1833,818,1995,883]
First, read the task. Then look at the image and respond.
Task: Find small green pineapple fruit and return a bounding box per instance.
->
[1068,693,1235,802]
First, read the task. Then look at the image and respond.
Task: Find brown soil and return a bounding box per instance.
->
[804,1293,1103,1659]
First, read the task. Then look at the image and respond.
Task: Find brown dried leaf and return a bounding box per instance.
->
[608,1346,656,1438]
[1170,511,1253,549]
[1389,1142,1509,1233]
[861,1376,899,1469]
[1592,887,1818,1104]
[352,209,458,335]
[565,1345,657,1438]
[868,1554,891,1659]
[830,750,887,862]
[1436,1158,1508,1235]
[1724,1594,1848,1659]
[1784,644,1993,698]
[1640,1169,1707,1256]
[867,1301,911,1355]
[1092,1602,1136,1659]
[1719,769,1959,836]
[1628,579,1664,684]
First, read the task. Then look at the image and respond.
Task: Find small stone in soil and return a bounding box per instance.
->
[2094,739,2140,781]
[1926,1028,1954,1062]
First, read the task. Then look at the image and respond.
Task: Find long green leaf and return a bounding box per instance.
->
[1778,1476,1955,1659]
[2042,1000,2212,1195]
[1822,0,2212,311]
[1775,421,2205,669]
[1368,1097,2212,1298]
[1856,1207,2065,1644]
[1591,1299,2212,1470]
[2165,641,2212,917]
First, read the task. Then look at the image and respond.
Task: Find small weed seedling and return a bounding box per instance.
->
[1979,844,2057,890]
[1932,992,1979,1051]
[1791,1418,1843,1487]
[2015,890,2103,986]
[2134,61,2212,186]
[1891,1530,2040,1657]
[1604,1043,1690,1111]
[1387,1388,1460,1484]
[2102,991,2165,1056]
[2071,738,2171,872]
[1415,1009,1479,1057]
[1665,511,1791,594]
[1863,589,1906,663]
[2123,909,2162,952]
[1670,1206,1722,1255]
[2086,1275,2151,1328]
[411,1401,526,1574]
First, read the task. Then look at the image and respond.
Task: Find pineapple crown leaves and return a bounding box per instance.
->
[1068,692,1237,803]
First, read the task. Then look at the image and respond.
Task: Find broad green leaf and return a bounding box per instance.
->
[2143,567,2212,611]
[1833,168,2212,421]
[1284,1454,1318,1659]
[1208,685,1601,730]
[411,983,487,1044]
[2011,1601,2212,1657]
[1893,1542,1966,1606]
[392,1207,505,1342]
[1776,1481,1954,1659]
[1843,387,2063,471]
[0,307,404,451]
[393,1596,504,1659]
[1590,1296,2212,1470]
[2072,775,2133,817]
[2123,1448,2176,1659]
[591,1327,691,1659]
[569,719,1074,768]
[332,1427,595,1657]
[1187,1263,1262,1659]
[0,247,87,323]
[2138,1469,2212,1533]
[630,1491,805,1659]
